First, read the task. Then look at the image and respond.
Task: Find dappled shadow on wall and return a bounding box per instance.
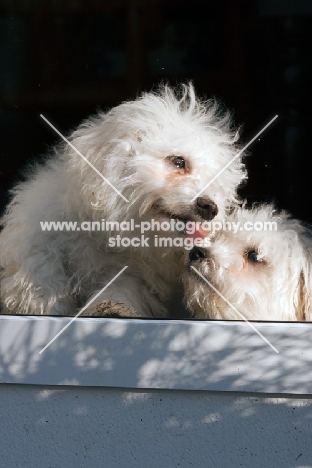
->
[0,316,312,394]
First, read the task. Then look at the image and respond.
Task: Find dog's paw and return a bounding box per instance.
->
[81,299,140,318]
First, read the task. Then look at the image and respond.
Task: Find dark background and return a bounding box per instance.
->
[0,0,311,221]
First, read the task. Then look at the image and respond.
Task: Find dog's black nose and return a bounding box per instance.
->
[189,246,208,263]
[196,197,218,221]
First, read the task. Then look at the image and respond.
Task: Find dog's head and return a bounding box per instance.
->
[183,205,312,321]
[68,83,246,233]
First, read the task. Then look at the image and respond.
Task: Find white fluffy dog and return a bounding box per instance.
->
[0,84,246,317]
[183,205,312,321]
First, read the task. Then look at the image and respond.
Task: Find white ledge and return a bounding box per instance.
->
[0,315,312,394]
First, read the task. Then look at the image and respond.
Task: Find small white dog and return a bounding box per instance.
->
[0,83,246,317]
[183,205,312,321]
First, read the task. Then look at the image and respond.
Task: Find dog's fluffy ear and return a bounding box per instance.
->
[295,241,312,321]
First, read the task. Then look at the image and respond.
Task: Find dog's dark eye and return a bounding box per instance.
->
[170,156,185,170]
[246,249,263,264]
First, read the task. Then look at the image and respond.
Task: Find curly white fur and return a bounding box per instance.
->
[0,83,246,316]
[183,205,312,321]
